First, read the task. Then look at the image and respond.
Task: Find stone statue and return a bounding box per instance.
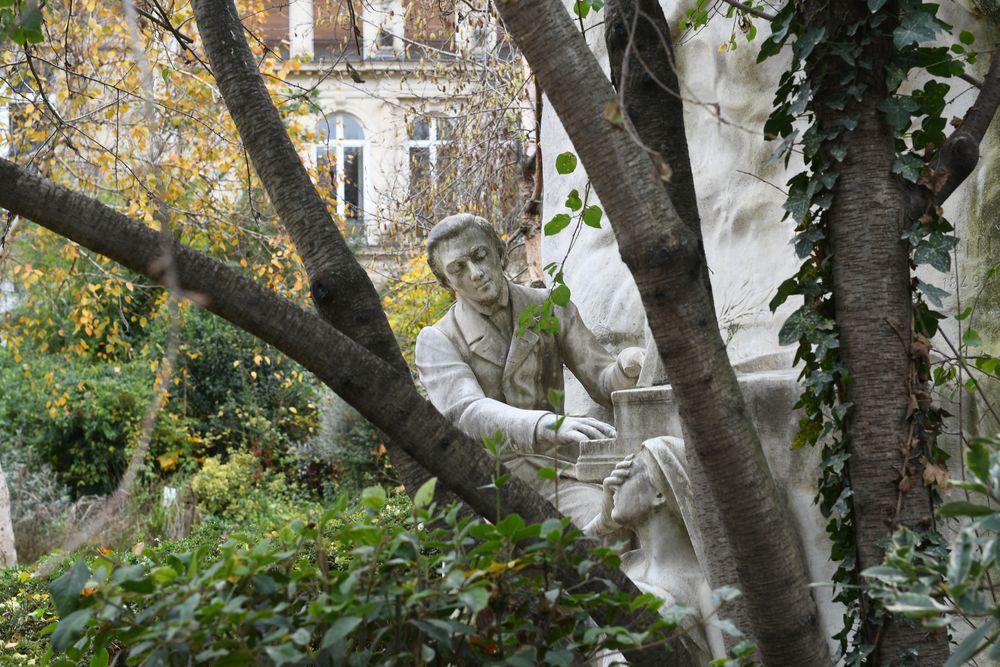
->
[584,436,725,662]
[415,213,645,525]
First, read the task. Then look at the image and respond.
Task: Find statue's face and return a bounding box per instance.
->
[436,228,505,308]
[610,450,660,526]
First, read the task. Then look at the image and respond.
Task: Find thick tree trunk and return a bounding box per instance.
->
[0,461,16,567]
[493,0,831,664]
[603,2,755,652]
[801,4,954,663]
[0,157,691,665]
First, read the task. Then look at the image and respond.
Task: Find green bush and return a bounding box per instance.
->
[0,353,190,496]
[41,484,742,667]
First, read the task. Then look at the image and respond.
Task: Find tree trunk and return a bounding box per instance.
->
[190,0,450,500]
[493,0,831,664]
[0,461,16,567]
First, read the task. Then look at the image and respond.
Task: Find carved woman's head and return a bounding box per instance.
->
[610,437,686,527]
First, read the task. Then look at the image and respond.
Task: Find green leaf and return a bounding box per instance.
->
[544,214,572,236]
[550,284,571,307]
[321,617,362,648]
[868,0,888,10]
[963,328,982,348]
[265,645,305,666]
[938,501,995,518]
[458,587,489,613]
[861,566,910,582]
[51,609,92,653]
[582,205,602,228]
[51,561,91,617]
[90,647,110,667]
[892,153,925,182]
[916,279,949,308]
[413,477,437,508]
[360,485,386,509]
[956,306,974,321]
[564,189,583,211]
[877,95,920,132]
[894,9,941,49]
[537,467,557,480]
[555,152,577,175]
[944,617,997,667]
[913,232,958,272]
[948,530,974,585]
[778,307,833,346]
[975,357,998,375]
[959,30,975,45]
[793,25,826,61]
[886,592,949,614]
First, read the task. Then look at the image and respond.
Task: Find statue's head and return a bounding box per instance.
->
[427,213,508,307]
[611,437,686,526]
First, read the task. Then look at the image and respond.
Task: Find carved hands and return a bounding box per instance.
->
[533,414,616,450]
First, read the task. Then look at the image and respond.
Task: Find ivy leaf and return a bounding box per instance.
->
[913,232,958,272]
[892,153,925,182]
[915,279,949,308]
[877,95,920,132]
[565,189,583,211]
[783,180,811,223]
[778,306,833,346]
[793,25,826,61]
[555,152,577,175]
[582,205,602,228]
[544,214,572,236]
[868,0,888,10]
[894,9,941,49]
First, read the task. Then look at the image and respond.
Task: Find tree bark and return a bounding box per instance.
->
[0,156,691,665]
[803,8,1000,664]
[0,461,16,567]
[493,0,831,664]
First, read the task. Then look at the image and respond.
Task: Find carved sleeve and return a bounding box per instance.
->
[415,326,551,451]
[557,300,635,407]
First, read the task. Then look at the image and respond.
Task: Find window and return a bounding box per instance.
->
[407,116,455,204]
[314,114,366,238]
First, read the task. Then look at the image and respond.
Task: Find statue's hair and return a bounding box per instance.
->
[426,213,507,288]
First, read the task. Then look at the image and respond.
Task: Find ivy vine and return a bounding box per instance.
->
[760,0,976,662]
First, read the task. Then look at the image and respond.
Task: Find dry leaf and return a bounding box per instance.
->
[603,101,623,127]
[899,475,915,493]
[918,166,949,194]
[922,461,951,491]
[132,541,145,555]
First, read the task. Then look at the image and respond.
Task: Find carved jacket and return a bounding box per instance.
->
[415,281,632,452]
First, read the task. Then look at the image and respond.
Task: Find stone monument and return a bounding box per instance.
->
[414,213,645,527]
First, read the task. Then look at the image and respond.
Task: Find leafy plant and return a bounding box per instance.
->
[864,434,1000,666]
[41,484,729,666]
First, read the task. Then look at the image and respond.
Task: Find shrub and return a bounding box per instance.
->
[42,483,742,667]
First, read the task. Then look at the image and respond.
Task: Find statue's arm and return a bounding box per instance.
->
[415,326,551,450]
[558,300,643,407]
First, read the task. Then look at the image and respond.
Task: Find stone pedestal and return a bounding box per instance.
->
[583,367,844,655]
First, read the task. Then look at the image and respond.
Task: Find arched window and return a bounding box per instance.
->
[315,113,366,236]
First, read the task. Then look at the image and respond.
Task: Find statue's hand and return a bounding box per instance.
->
[600,454,635,526]
[617,347,645,380]
[534,415,616,450]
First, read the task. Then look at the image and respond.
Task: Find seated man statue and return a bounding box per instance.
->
[415,213,644,525]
